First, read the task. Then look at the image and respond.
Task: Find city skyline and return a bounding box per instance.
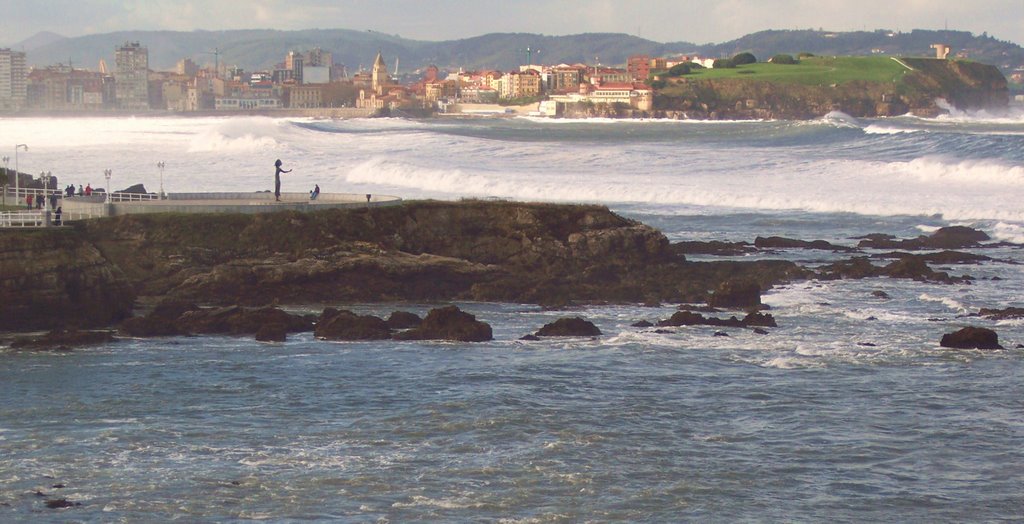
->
[5,0,1024,48]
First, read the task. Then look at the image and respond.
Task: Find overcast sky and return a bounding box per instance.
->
[5,0,1024,46]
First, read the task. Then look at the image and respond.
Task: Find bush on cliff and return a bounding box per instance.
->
[667,63,692,76]
[713,58,735,69]
[731,52,757,65]
[771,54,798,65]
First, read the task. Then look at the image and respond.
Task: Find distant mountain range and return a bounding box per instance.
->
[10,28,1024,76]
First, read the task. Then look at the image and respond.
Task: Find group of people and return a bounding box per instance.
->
[274,159,321,202]
[63,184,92,197]
[24,192,60,210]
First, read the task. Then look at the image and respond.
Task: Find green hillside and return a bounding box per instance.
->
[681,56,910,85]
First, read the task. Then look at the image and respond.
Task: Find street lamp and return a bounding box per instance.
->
[157,161,165,199]
[14,144,27,199]
[41,171,52,210]
[1,155,8,207]
[104,169,112,203]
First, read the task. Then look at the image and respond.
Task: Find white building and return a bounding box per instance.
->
[0,48,27,111]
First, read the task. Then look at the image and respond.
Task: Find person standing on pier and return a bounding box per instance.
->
[274,159,291,202]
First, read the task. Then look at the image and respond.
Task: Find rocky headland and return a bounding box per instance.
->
[0,201,1018,348]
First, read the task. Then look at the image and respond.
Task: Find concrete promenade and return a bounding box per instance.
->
[1,191,403,227]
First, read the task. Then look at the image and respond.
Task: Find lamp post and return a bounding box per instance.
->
[1,155,8,207]
[41,171,52,210]
[14,144,27,200]
[104,169,112,203]
[157,161,165,199]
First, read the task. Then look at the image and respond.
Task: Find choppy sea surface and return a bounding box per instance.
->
[2,111,1024,521]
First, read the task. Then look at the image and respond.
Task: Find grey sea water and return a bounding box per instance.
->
[2,113,1024,521]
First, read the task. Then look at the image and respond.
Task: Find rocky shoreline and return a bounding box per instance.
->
[0,201,1019,349]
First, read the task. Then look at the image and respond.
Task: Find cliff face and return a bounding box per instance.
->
[0,230,135,331]
[0,202,807,332]
[652,59,1008,119]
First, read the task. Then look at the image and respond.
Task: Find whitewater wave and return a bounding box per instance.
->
[187,117,291,152]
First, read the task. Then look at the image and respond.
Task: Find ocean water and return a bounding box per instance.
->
[2,111,1024,521]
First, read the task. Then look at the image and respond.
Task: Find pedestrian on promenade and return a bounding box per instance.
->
[49,193,58,209]
[274,159,291,202]
[26,194,32,209]
[54,206,62,226]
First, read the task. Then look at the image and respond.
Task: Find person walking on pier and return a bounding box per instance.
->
[274,159,291,202]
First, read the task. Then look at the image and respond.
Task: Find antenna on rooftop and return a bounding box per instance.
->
[203,47,221,77]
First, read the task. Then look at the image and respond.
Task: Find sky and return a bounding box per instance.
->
[5,0,1024,46]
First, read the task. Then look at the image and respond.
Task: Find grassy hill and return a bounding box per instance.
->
[683,56,910,85]
[653,56,1008,119]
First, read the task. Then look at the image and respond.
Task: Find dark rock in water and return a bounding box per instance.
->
[393,305,493,342]
[519,334,540,341]
[535,317,602,337]
[866,316,877,321]
[741,312,777,328]
[713,331,729,337]
[315,309,391,340]
[872,250,992,264]
[871,290,890,299]
[858,226,990,250]
[752,328,769,335]
[754,236,853,252]
[658,310,777,329]
[929,226,990,247]
[631,320,654,328]
[45,499,79,507]
[11,329,114,350]
[940,326,1003,350]
[654,329,674,334]
[51,484,65,489]
[177,306,312,335]
[1017,344,1024,349]
[671,240,754,256]
[120,300,199,337]
[817,257,878,280]
[708,280,761,309]
[119,183,148,194]
[857,342,878,347]
[977,306,1024,320]
[255,323,288,342]
[386,311,422,329]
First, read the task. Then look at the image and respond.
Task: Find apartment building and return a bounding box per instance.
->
[0,48,28,110]
[114,42,150,110]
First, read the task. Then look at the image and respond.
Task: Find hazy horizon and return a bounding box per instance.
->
[5,0,1023,48]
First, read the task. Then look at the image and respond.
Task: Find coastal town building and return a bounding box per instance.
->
[0,48,28,111]
[114,42,150,110]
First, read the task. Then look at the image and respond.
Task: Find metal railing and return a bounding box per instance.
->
[109,191,160,202]
[0,211,49,227]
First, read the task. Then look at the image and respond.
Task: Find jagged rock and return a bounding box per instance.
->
[671,240,754,256]
[631,320,654,328]
[534,317,602,337]
[871,290,890,299]
[977,307,1024,320]
[119,183,148,194]
[255,323,288,342]
[45,499,81,509]
[754,236,852,251]
[742,312,777,327]
[519,334,540,341]
[10,329,114,350]
[713,331,729,337]
[753,328,769,335]
[940,327,1003,350]
[120,300,199,337]
[708,280,761,309]
[176,306,312,335]
[314,309,391,340]
[858,226,990,250]
[872,251,992,264]
[385,311,422,329]
[393,305,493,342]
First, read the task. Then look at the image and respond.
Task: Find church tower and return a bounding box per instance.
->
[371,51,388,95]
